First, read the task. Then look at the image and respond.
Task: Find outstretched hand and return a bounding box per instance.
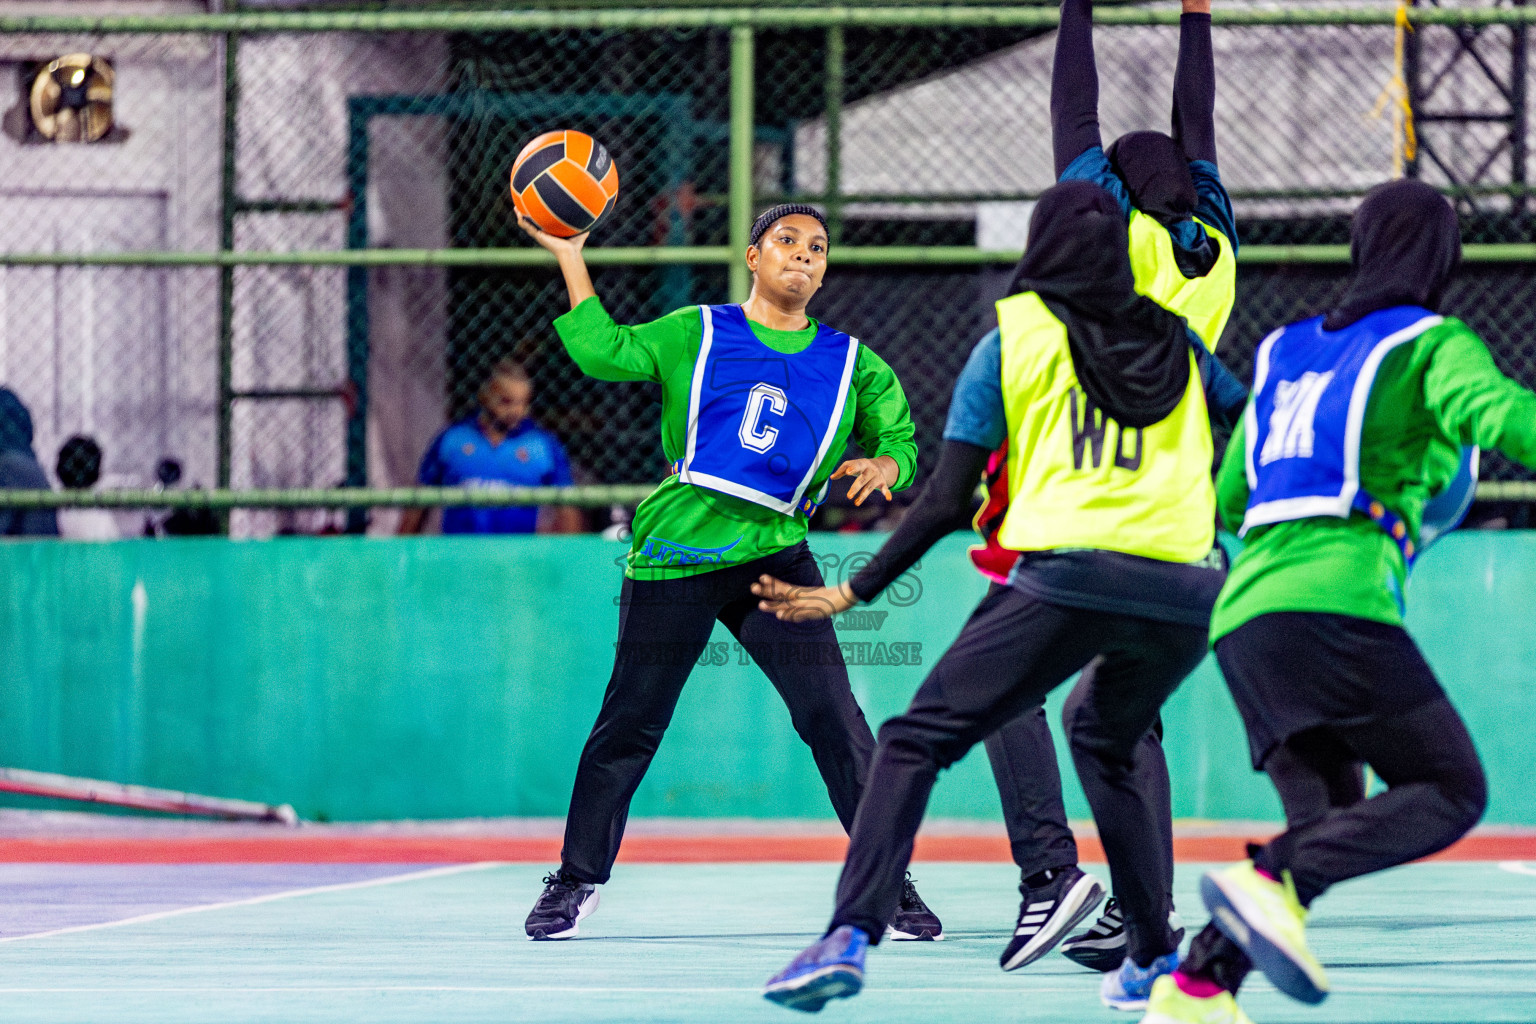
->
[752,575,858,622]
[517,215,596,309]
[833,455,898,506]
[518,214,589,257]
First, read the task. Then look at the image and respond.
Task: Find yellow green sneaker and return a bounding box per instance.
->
[1200,861,1329,1004]
[1140,975,1253,1024]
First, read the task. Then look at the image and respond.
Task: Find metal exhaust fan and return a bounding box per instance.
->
[30,54,114,143]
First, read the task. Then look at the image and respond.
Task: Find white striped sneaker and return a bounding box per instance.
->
[1062,897,1186,973]
[999,865,1106,971]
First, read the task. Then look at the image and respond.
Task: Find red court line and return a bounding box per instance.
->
[0,832,1529,863]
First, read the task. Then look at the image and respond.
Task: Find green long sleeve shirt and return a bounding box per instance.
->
[1211,316,1536,640]
[554,297,919,580]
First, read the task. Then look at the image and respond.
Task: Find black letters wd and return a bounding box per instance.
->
[1071,389,1144,471]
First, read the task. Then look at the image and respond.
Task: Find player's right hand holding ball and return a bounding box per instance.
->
[519,215,588,256]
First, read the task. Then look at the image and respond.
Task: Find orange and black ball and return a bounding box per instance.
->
[510,130,620,238]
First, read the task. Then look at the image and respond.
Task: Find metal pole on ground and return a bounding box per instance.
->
[0,767,298,825]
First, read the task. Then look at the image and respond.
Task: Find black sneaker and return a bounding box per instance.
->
[999,865,1105,971]
[1061,897,1186,972]
[886,873,944,941]
[525,870,601,940]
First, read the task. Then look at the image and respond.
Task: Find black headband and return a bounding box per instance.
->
[749,204,829,248]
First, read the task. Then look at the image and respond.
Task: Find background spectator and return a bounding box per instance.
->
[0,387,58,537]
[55,435,120,541]
[143,458,222,537]
[400,360,582,535]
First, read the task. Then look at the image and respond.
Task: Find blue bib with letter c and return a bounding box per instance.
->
[676,304,859,516]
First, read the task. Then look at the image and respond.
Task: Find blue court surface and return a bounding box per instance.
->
[0,861,1532,1022]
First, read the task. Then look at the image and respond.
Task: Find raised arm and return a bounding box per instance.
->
[1053,0,1104,177]
[552,299,695,384]
[1192,336,1248,431]
[1172,0,1218,166]
[527,215,694,384]
[519,216,596,310]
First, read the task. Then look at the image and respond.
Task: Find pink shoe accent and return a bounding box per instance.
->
[1172,970,1225,999]
[1254,866,1279,883]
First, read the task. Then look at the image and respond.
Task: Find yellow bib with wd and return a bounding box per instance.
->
[995,292,1215,562]
[1127,210,1236,352]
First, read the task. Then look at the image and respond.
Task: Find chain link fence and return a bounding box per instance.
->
[0,6,1531,535]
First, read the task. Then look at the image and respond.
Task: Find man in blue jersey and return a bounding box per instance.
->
[0,388,57,537]
[401,360,582,535]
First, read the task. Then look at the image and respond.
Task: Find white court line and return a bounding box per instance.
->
[1499,861,1536,877]
[0,861,502,944]
[0,983,1526,997]
[0,986,1090,995]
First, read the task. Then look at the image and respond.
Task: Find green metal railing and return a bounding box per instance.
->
[4,244,1536,268]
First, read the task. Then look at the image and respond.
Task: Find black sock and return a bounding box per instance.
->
[1181,922,1252,994]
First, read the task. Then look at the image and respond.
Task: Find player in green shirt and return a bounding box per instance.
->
[1140,180,1536,1024]
[516,203,939,942]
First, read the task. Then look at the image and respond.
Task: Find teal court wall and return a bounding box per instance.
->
[0,532,1531,824]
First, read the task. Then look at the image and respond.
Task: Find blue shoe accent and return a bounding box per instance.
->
[764,925,869,1013]
[1100,951,1182,1012]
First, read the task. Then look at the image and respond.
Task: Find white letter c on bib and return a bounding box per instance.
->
[739,383,787,453]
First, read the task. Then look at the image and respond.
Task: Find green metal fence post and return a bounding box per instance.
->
[729,25,754,301]
[1513,0,1529,214]
[1405,0,1422,180]
[216,26,239,491]
[825,25,845,244]
[344,99,372,531]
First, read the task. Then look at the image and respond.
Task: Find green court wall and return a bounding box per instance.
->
[0,532,1531,824]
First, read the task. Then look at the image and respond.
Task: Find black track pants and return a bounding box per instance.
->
[1216,614,1487,906]
[985,705,1078,878]
[829,585,1206,963]
[985,665,1173,886]
[559,543,876,884]
[1187,614,1487,994]
[1183,726,1368,992]
[1254,697,1486,904]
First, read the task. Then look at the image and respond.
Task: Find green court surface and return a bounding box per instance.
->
[0,861,1533,1023]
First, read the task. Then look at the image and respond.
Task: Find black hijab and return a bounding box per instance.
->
[1106,131,1198,227]
[1324,179,1462,330]
[1107,131,1217,277]
[1008,180,1192,429]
